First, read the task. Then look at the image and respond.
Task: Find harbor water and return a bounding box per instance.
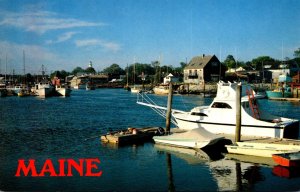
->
[1,89,300,191]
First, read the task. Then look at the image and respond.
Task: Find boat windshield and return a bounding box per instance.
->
[211,102,232,109]
[191,112,208,116]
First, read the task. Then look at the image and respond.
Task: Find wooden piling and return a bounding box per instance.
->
[165,83,173,135]
[235,84,242,142]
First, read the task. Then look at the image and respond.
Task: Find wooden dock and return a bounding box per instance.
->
[100,127,163,145]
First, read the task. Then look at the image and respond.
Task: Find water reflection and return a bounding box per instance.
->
[155,144,273,191]
[166,153,175,192]
[272,165,300,178]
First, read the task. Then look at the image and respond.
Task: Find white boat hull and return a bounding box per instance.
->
[153,128,224,149]
[35,88,53,97]
[226,141,300,157]
[56,87,71,96]
[153,86,169,95]
[131,87,141,93]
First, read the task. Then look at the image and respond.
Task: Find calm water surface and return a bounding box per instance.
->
[1,89,300,191]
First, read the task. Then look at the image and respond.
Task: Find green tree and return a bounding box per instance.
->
[223,55,236,69]
[71,67,85,75]
[102,64,125,78]
[294,48,300,58]
[251,56,277,70]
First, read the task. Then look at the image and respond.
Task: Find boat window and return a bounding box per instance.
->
[211,102,232,109]
[191,112,208,116]
[242,102,249,108]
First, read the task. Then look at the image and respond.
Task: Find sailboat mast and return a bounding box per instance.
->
[5,54,7,83]
[23,50,25,76]
[126,63,129,86]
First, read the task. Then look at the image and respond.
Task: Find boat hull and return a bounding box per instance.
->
[226,142,300,157]
[56,88,71,96]
[266,91,292,98]
[153,86,169,95]
[272,152,300,167]
[35,88,53,97]
[173,112,299,139]
[153,128,224,149]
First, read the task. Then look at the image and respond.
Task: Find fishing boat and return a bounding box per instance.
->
[171,81,298,139]
[52,77,71,96]
[153,128,224,149]
[138,81,299,139]
[131,86,141,93]
[153,85,170,95]
[55,85,71,96]
[272,152,300,167]
[266,75,292,98]
[31,82,54,97]
[17,89,30,97]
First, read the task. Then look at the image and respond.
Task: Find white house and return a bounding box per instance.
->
[163,73,179,84]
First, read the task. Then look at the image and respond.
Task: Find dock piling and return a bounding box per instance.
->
[235,84,242,142]
[165,83,173,135]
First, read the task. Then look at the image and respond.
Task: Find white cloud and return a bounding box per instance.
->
[46,31,79,44]
[75,39,121,52]
[0,40,63,74]
[0,11,105,34]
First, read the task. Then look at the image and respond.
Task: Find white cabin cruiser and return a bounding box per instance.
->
[172,81,299,139]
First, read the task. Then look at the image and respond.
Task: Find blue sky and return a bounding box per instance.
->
[0,0,300,74]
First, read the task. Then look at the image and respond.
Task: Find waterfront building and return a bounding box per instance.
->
[183,54,226,85]
[163,73,179,84]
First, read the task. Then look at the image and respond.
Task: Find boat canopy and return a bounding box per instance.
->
[278,75,292,83]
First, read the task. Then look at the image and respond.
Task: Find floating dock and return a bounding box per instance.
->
[100,127,164,145]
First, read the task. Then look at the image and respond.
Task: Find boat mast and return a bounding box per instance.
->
[133,57,136,85]
[126,63,129,87]
[23,50,25,76]
[23,50,26,84]
[5,54,7,84]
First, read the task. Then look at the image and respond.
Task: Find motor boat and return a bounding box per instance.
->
[172,81,299,139]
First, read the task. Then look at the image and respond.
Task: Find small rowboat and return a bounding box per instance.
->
[272,152,300,167]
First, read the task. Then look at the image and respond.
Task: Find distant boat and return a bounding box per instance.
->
[31,82,54,97]
[153,128,224,149]
[55,85,71,96]
[266,74,292,98]
[17,88,30,97]
[73,84,86,89]
[131,86,141,93]
[153,85,170,95]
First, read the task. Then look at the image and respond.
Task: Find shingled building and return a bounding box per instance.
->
[184,54,226,84]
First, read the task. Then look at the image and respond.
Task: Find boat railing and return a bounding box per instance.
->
[136,92,181,126]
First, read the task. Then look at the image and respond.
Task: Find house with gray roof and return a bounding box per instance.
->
[184,54,226,84]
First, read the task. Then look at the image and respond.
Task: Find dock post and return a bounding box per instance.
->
[235,84,242,142]
[165,83,173,135]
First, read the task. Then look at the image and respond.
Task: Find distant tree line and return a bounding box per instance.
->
[3,48,300,85]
